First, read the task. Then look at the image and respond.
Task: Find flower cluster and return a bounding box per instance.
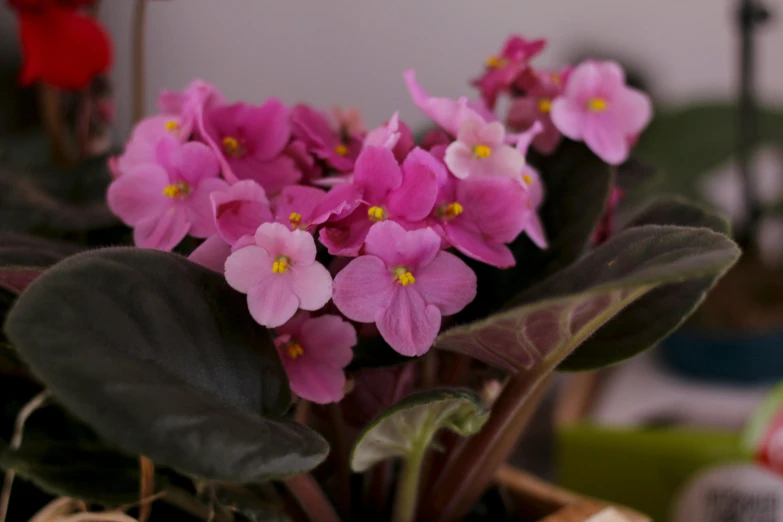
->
[107,34,652,404]
[476,35,652,164]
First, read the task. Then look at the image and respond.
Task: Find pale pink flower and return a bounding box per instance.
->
[444,119,525,179]
[224,222,332,328]
[550,60,652,165]
[107,136,228,251]
[332,221,476,356]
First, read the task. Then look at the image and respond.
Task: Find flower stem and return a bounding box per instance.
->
[392,442,427,522]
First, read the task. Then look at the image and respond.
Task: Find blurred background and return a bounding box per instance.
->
[1,1,783,521]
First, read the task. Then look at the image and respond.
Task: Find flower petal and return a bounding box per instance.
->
[353,146,403,203]
[300,315,356,367]
[376,287,441,357]
[247,274,299,328]
[238,98,292,160]
[445,221,517,268]
[188,234,232,272]
[611,87,653,136]
[229,154,302,195]
[283,359,346,404]
[415,251,477,315]
[224,245,272,293]
[255,222,316,265]
[107,165,169,226]
[186,177,230,238]
[443,142,475,180]
[583,121,630,165]
[291,262,332,311]
[133,207,190,251]
[333,255,393,323]
[550,98,587,141]
[386,148,440,221]
[364,221,440,270]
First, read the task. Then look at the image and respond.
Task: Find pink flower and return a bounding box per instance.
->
[274,312,356,404]
[159,79,225,139]
[273,184,363,232]
[318,146,441,256]
[113,114,184,177]
[507,67,571,154]
[333,221,477,356]
[404,69,492,137]
[363,111,415,163]
[107,136,228,251]
[210,180,273,245]
[224,222,332,328]
[472,35,546,109]
[431,174,532,268]
[284,140,323,184]
[518,164,548,248]
[550,61,652,165]
[200,100,300,193]
[444,119,525,179]
[292,105,362,172]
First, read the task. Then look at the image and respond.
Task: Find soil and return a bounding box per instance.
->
[691,252,783,330]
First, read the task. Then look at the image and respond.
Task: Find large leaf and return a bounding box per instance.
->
[436,225,740,373]
[636,103,783,199]
[351,388,488,473]
[561,197,733,369]
[4,248,328,483]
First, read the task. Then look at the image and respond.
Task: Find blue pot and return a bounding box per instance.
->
[659,327,783,384]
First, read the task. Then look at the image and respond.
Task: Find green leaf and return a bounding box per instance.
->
[561,198,733,370]
[4,248,328,483]
[636,103,783,199]
[350,388,488,473]
[205,483,291,522]
[0,233,80,268]
[436,225,740,373]
[1,440,142,506]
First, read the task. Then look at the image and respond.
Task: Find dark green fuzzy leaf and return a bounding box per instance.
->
[436,225,740,373]
[4,248,328,483]
[351,388,488,472]
[561,198,734,369]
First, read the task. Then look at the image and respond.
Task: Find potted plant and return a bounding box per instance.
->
[0,31,740,522]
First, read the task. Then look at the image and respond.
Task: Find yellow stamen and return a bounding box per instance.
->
[522,174,533,185]
[334,144,349,156]
[472,144,492,159]
[272,256,291,274]
[587,98,608,112]
[222,136,242,157]
[367,206,386,222]
[164,120,180,133]
[162,182,190,199]
[445,202,464,219]
[485,56,508,69]
[289,212,303,229]
[286,342,304,360]
[393,267,416,287]
[538,98,552,113]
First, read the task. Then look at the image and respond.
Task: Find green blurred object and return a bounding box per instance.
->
[636,103,783,200]
[557,424,749,522]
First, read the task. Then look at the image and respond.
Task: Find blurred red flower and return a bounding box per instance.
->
[7,0,112,90]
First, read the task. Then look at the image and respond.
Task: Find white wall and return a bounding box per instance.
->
[97,0,782,139]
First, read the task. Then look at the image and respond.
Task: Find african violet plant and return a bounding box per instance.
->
[0,35,740,522]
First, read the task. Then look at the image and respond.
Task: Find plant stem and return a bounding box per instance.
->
[327,403,351,518]
[284,474,342,522]
[37,84,75,168]
[132,0,148,123]
[392,442,427,522]
[138,456,155,522]
[0,390,52,522]
[420,374,552,522]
